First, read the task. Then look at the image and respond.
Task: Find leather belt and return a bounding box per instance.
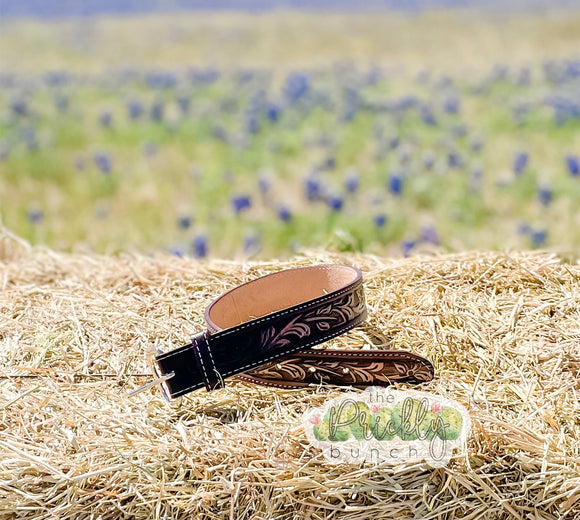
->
[144,264,434,400]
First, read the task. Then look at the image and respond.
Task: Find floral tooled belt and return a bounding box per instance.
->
[132,264,434,400]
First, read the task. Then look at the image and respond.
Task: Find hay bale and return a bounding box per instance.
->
[1,232,579,519]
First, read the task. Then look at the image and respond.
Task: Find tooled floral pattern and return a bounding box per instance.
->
[259,285,366,352]
[245,356,434,386]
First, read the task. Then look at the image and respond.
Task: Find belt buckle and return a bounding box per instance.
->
[127,345,174,402]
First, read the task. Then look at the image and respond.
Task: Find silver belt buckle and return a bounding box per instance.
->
[127,346,174,402]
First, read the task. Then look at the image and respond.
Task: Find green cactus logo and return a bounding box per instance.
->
[389,398,464,442]
[435,405,463,441]
[304,389,469,468]
[311,400,375,442]
[311,397,464,443]
[346,401,372,440]
[390,397,427,441]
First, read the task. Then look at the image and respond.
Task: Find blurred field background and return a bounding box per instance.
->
[1,1,580,258]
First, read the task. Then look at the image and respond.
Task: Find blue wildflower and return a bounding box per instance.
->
[304,175,322,202]
[192,234,208,258]
[267,103,281,123]
[531,229,547,248]
[537,182,553,207]
[420,223,440,246]
[145,71,177,89]
[190,68,220,85]
[27,206,44,225]
[169,244,186,258]
[258,171,271,195]
[44,70,68,87]
[150,100,164,122]
[327,194,343,211]
[448,152,463,169]
[11,98,28,117]
[284,73,309,103]
[344,169,360,193]
[176,95,190,115]
[127,99,143,120]
[566,155,579,176]
[401,239,415,258]
[177,215,192,230]
[388,171,404,196]
[517,221,530,235]
[423,150,436,170]
[231,195,252,214]
[544,95,580,125]
[322,157,336,171]
[565,60,580,79]
[388,136,400,150]
[420,105,437,126]
[373,213,387,228]
[99,110,113,128]
[243,232,261,256]
[513,152,529,175]
[94,153,112,174]
[246,115,259,134]
[444,97,460,115]
[277,204,292,223]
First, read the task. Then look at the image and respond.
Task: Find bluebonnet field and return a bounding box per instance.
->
[1,8,580,258]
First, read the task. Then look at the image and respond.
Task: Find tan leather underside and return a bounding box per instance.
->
[206,265,359,330]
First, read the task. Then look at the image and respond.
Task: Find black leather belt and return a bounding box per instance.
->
[134,264,434,400]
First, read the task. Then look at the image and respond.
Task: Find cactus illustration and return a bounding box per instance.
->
[346,401,372,440]
[391,398,431,441]
[436,406,463,441]
[370,407,395,440]
[313,417,330,441]
[322,405,351,442]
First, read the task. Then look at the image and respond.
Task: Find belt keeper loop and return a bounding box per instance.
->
[191,330,223,391]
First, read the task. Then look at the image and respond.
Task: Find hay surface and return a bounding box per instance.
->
[0,232,579,519]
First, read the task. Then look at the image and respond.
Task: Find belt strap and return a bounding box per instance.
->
[237,349,434,388]
[153,264,433,399]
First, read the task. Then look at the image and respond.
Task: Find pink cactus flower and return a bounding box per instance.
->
[309,413,321,425]
[431,402,443,414]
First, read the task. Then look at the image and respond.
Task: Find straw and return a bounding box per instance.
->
[0,232,579,519]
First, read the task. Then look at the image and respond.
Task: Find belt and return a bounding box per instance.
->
[137,264,434,400]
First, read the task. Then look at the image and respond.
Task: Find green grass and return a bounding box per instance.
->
[0,10,580,257]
